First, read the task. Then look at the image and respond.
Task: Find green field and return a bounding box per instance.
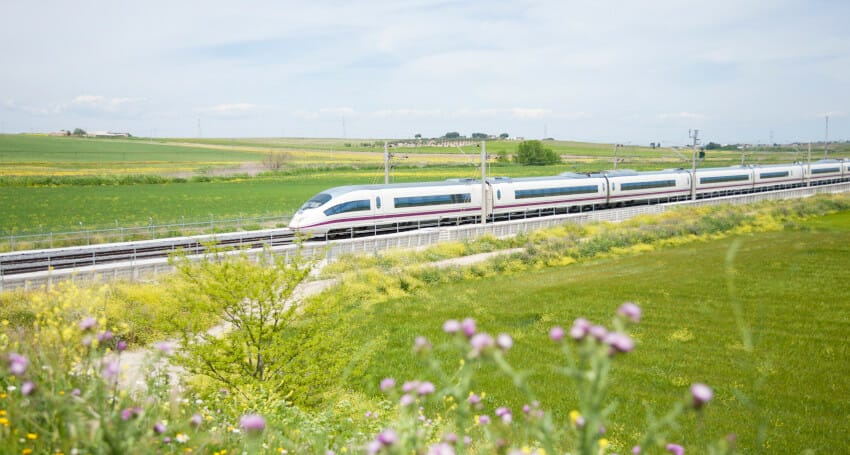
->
[334,215,850,453]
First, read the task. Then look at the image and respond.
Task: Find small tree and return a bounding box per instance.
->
[73,128,86,136]
[499,133,510,139]
[515,140,561,165]
[444,132,461,139]
[171,246,313,400]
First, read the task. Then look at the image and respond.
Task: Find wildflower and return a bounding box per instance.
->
[366,440,382,455]
[22,449,33,455]
[21,381,35,396]
[461,318,476,337]
[8,353,28,376]
[153,422,167,434]
[496,333,513,352]
[618,302,642,323]
[377,428,397,446]
[477,414,491,425]
[154,342,174,356]
[571,317,592,340]
[690,383,713,409]
[175,433,190,443]
[495,406,512,424]
[71,388,81,396]
[413,336,432,353]
[469,333,494,356]
[101,360,119,381]
[163,437,171,444]
[116,341,128,351]
[190,413,203,427]
[417,381,436,396]
[443,319,461,334]
[599,438,609,449]
[604,332,635,354]
[26,433,37,440]
[589,325,608,341]
[402,381,420,393]
[550,326,565,342]
[632,446,642,454]
[427,442,456,455]
[97,330,113,343]
[468,393,482,409]
[400,394,415,406]
[79,317,97,331]
[380,377,396,392]
[239,414,266,433]
[665,443,685,455]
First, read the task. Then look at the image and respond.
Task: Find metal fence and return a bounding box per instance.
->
[3,182,849,292]
[1,214,292,253]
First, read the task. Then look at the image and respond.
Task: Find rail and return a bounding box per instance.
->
[2,182,848,292]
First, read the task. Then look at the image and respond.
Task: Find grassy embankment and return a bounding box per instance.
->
[0,196,848,452]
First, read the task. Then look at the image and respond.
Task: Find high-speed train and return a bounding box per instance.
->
[288,159,850,236]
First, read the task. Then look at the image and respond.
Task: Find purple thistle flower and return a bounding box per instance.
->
[589,325,608,341]
[550,326,565,342]
[399,394,415,406]
[163,437,171,444]
[632,446,642,454]
[478,414,491,425]
[461,318,476,337]
[97,330,113,343]
[570,318,592,341]
[413,336,432,353]
[116,340,128,352]
[427,442,456,455]
[469,332,495,356]
[495,406,511,417]
[79,316,97,331]
[443,319,461,334]
[618,302,642,323]
[190,413,203,427]
[522,404,531,414]
[121,408,134,421]
[417,381,436,396]
[239,414,266,433]
[604,332,635,354]
[377,428,398,446]
[154,341,174,355]
[690,383,713,409]
[380,377,396,392]
[467,393,482,409]
[21,381,35,396]
[154,422,167,434]
[71,388,81,396]
[442,432,458,443]
[666,443,685,455]
[8,353,27,376]
[101,360,119,381]
[402,380,420,393]
[496,333,513,352]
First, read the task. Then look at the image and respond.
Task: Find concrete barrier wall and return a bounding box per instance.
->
[3,182,848,292]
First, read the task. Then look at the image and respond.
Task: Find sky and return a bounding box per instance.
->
[1,0,848,146]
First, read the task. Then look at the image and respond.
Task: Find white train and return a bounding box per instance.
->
[288,159,850,237]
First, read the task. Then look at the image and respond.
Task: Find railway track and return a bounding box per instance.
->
[0,228,297,276]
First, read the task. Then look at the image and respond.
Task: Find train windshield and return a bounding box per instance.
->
[298,193,332,211]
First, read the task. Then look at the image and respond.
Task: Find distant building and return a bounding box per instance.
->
[86,131,132,138]
[49,130,71,136]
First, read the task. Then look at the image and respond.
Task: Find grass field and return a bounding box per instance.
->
[336,216,850,453]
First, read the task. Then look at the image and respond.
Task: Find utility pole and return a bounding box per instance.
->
[613,144,619,170]
[807,142,812,187]
[481,141,487,225]
[689,129,700,201]
[384,142,391,184]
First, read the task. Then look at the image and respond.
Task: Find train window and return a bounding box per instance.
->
[620,180,676,191]
[760,171,789,179]
[811,167,840,174]
[299,193,332,210]
[394,193,471,208]
[323,199,371,216]
[497,190,502,200]
[515,185,598,199]
[376,197,382,209]
[699,174,749,184]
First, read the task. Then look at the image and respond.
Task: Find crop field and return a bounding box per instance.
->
[337,214,850,453]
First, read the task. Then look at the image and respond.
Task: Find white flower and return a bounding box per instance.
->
[175,433,190,443]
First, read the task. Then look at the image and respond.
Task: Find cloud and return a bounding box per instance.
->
[657,112,709,121]
[196,103,266,117]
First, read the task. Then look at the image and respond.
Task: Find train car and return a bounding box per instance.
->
[289,180,483,236]
[806,159,845,185]
[488,173,609,221]
[751,163,805,192]
[694,166,754,199]
[605,169,691,206]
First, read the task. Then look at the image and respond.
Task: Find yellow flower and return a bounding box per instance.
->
[598,438,609,449]
[26,433,38,440]
[0,417,9,426]
[569,410,581,426]
[0,410,6,415]
[23,450,33,455]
